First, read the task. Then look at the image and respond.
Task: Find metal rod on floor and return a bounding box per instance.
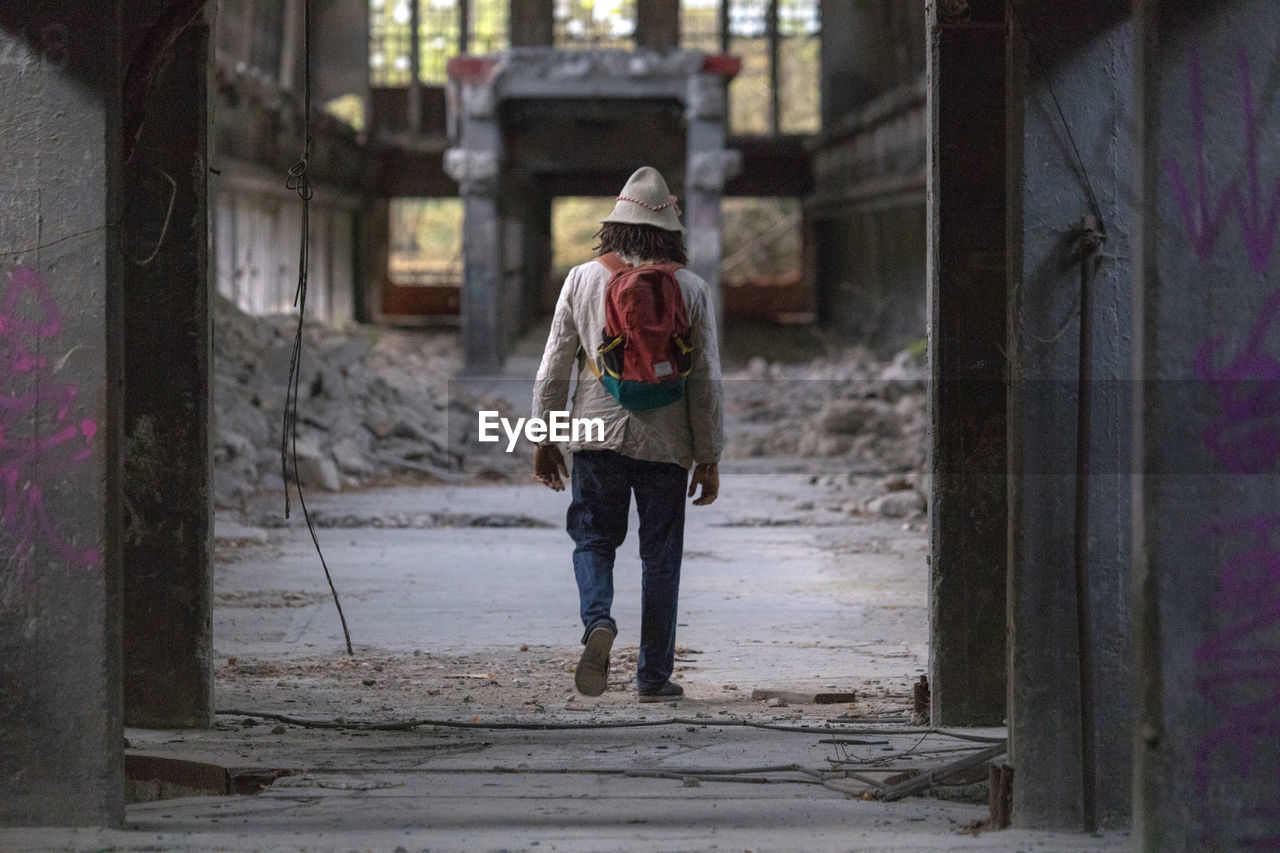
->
[1074,213,1104,832]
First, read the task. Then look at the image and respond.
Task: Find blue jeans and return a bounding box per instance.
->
[568,449,687,690]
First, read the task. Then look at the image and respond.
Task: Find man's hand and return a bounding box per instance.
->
[688,462,719,506]
[534,445,568,491]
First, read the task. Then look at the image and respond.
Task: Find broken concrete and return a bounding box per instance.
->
[212,296,534,509]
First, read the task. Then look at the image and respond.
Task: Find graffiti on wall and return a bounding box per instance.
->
[0,265,101,572]
[1168,47,1280,847]
[1167,49,1280,275]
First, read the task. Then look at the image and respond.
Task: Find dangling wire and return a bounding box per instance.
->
[282,0,353,656]
[1008,0,1107,238]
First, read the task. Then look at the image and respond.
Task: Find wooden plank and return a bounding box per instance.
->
[750,689,857,705]
[988,760,1013,829]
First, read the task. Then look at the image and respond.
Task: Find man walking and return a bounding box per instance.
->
[531,166,723,702]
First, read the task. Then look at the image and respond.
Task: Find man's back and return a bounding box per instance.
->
[532,255,722,470]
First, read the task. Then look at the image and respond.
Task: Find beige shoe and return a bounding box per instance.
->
[575,625,614,697]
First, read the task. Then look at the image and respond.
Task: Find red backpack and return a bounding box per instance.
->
[588,253,694,411]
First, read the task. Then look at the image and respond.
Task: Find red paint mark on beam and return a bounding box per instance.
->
[701,55,741,77]
[447,55,500,83]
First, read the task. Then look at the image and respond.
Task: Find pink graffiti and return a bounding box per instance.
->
[0,265,101,570]
[1166,49,1280,275]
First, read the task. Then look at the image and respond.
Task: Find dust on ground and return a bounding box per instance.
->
[214,645,917,726]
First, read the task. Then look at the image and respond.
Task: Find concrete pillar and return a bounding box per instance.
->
[360,197,390,324]
[636,0,680,49]
[1134,2,1280,848]
[120,2,214,729]
[0,2,125,826]
[508,0,553,47]
[446,59,504,371]
[685,69,741,326]
[925,0,1007,729]
[518,182,553,318]
[1004,1,1134,830]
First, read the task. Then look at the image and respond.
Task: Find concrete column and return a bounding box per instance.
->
[685,70,741,326]
[636,0,680,49]
[925,0,1007,729]
[1135,3,1280,848]
[518,182,553,318]
[1004,1,1134,830]
[508,0,553,47]
[446,60,504,371]
[0,2,124,825]
[120,2,214,729]
[360,197,391,323]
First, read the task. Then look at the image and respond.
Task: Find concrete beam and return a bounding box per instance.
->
[120,1,214,729]
[1135,2,1280,848]
[925,4,1007,729]
[1004,1,1134,830]
[0,2,125,826]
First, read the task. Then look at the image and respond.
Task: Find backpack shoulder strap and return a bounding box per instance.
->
[596,252,630,275]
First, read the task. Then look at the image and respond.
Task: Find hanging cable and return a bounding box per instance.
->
[1008,0,1107,237]
[281,0,353,656]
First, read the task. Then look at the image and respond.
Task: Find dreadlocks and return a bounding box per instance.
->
[593,222,688,265]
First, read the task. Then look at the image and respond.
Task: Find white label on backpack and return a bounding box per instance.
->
[653,360,673,377]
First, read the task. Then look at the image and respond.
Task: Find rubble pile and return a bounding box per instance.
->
[213,295,928,517]
[724,346,929,516]
[213,297,532,508]
[725,346,927,468]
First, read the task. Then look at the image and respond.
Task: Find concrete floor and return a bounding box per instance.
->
[1,459,1129,851]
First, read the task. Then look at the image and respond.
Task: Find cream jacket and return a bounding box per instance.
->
[531,256,724,469]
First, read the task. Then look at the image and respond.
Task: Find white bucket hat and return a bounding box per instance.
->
[601,166,684,233]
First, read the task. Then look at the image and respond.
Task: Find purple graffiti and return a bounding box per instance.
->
[0,265,101,571]
[1173,47,1280,848]
[1192,514,1280,849]
[1166,49,1280,275]
[1195,287,1280,474]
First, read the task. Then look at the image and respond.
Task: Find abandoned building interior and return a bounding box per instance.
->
[1,0,1277,850]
